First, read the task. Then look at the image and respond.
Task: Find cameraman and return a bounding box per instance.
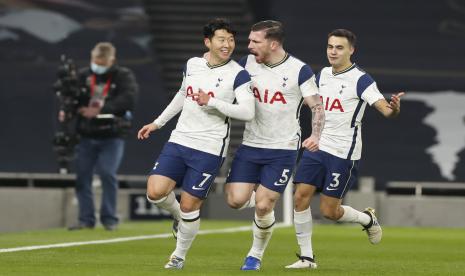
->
[69,42,138,231]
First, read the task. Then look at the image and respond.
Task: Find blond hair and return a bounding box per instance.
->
[91,42,116,59]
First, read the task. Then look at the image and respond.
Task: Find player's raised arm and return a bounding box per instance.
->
[136,92,184,140]
[137,65,187,140]
[195,70,255,121]
[373,92,405,118]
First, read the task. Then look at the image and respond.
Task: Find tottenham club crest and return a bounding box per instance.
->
[215,78,223,87]
[282,77,288,87]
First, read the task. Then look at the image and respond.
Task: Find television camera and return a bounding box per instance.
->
[52,55,83,173]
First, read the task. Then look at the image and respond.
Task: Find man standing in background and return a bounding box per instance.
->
[65,42,138,231]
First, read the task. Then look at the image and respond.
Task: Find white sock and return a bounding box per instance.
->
[294,207,313,258]
[238,191,256,210]
[172,210,200,260]
[147,191,181,221]
[337,205,371,226]
[247,211,275,260]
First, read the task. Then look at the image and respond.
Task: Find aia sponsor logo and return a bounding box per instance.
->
[252,87,287,104]
[320,96,344,112]
[186,86,215,100]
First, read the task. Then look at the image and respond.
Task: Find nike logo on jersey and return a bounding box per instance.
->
[274,182,287,186]
[275,169,290,186]
[192,173,212,191]
[326,187,339,191]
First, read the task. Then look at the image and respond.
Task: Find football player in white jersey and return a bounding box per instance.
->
[223,20,325,271]
[137,18,255,269]
[285,29,405,269]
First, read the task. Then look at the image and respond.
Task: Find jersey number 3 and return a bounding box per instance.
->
[329,173,341,188]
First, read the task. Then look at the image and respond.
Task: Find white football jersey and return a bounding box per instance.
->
[317,64,385,160]
[239,54,319,150]
[169,57,252,157]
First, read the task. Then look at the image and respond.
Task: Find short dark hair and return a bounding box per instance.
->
[203,18,236,39]
[251,20,284,44]
[328,29,357,47]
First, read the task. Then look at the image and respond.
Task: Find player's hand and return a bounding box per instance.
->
[193,89,210,106]
[137,123,158,140]
[302,135,319,152]
[388,92,405,111]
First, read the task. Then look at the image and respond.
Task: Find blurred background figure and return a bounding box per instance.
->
[67,42,138,230]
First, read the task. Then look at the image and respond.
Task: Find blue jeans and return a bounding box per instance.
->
[75,137,125,226]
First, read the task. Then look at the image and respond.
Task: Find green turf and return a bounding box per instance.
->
[1,221,464,275]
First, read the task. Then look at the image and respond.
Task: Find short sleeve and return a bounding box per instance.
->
[358,74,384,105]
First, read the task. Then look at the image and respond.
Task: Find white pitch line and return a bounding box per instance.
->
[0,223,289,253]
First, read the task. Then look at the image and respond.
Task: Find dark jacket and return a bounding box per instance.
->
[76,65,138,138]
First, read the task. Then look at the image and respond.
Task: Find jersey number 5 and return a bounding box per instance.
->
[274,169,290,186]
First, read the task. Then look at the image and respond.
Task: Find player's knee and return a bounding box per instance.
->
[146,188,164,201]
[225,187,249,209]
[179,194,203,213]
[293,192,310,209]
[255,201,273,216]
[146,182,166,201]
[179,202,197,213]
[320,205,339,221]
[226,193,246,209]
[146,175,174,201]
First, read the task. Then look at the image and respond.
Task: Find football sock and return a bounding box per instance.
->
[239,191,256,210]
[172,210,200,260]
[337,205,371,226]
[147,191,181,221]
[248,211,275,260]
[294,207,314,258]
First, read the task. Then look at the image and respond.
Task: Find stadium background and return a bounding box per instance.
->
[1,1,465,274]
[0,0,465,227]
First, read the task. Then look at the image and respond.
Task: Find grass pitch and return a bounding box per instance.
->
[1,220,464,275]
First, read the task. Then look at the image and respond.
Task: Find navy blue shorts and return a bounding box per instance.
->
[294,150,359,199]
[226,144,298,194]
[150,142,224,199]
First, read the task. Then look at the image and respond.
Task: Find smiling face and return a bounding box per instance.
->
[247,30,273,64]
[205,29,235,64]
[326,35,354,71]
